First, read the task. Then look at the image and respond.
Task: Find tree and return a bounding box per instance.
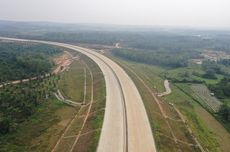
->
[0,117,10,134]
[218,104,230,122]
[203,69,217,79]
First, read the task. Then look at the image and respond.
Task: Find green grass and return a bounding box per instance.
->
[110,55,166,92]
[58,60,85,102]
[109,54,225,152]
[55,53,105,152]
[163,84,221,151]
[193,74,224,84]
[173,83,214,112]
[0,51,106,152]
[166,63,224,84]
[191,84,222,112]
[68,54,106,152]
[0,98,78,152]
[109,55,199,151]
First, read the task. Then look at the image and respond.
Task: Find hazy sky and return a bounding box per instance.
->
[0,0,230,28]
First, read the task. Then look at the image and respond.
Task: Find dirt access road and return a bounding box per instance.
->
[0,37,156,152]
[158,80,172,97]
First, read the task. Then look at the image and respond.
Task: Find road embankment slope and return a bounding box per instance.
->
[0,37,156,152]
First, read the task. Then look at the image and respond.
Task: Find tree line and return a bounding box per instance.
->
[0,76,59,135]
[0,42,61,82]
[112,48,199,68]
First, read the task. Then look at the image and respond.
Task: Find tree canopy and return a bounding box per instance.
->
[0,42,61,82]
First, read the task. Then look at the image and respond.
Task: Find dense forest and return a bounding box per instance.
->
[1,21,230,52]
[207,74,230,123]
[209,77,230,125]
[1,20,230,126]
[0,41,62,135]
[209,77,230,99]
[11,31,230,52]
[112,48,200,68]
[202,60,229,79]
[219,59,230,66]
[0,41,61,82]
[218,104,230,123]
[0,76,58,135]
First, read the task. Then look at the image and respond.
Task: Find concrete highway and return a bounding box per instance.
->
[0,37,156,152]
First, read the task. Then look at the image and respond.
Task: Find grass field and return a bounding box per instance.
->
[0,97,79,152]
[0,50,106,152]
[69,54,106,152]
[108,53,230,152]
[191,84,222,112]
[165,63,224,84]
[163,84,222,151]
[53,52,106,152]
[109,56,202,152]
[58,59,86,103]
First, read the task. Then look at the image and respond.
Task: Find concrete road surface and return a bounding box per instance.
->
[0,37,156,152]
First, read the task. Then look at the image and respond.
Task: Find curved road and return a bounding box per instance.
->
[0,37,156,152]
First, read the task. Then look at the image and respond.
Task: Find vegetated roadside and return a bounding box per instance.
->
[162,61,230,132]
[72,54,105,152]
[58,57,88,103]
[111,47,230,130]
[51,52,106,152]
[108,53,230,152]
[0,40,62,82]
[0,42,105,152]
[0,41,67,151]
[0,41,62,135]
